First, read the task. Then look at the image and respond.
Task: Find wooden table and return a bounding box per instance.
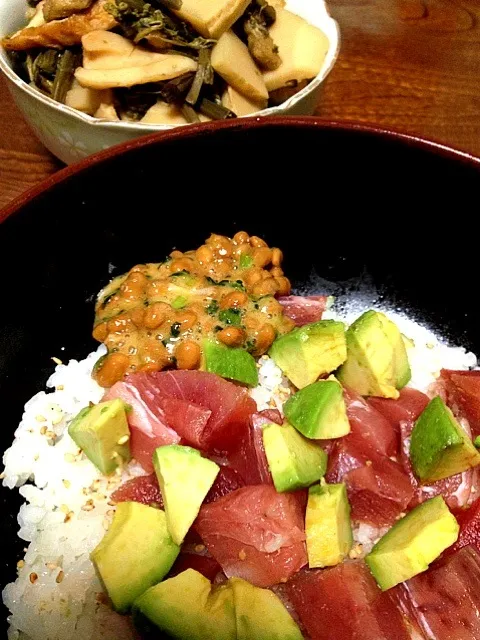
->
[1,0,480,210]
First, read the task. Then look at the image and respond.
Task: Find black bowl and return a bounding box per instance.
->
[1,117,479,635]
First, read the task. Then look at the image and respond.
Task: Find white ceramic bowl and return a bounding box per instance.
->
[0,0,339,164]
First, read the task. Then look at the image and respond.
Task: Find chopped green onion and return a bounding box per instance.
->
[219,308,242,326]
[239,254,253,268]
[172,296,188,309]
[206,300,219,315]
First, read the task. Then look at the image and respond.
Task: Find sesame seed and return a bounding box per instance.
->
[51,357,63,365]
[40,426,47,435]
[0,472,5,480]
[106,509,115,517]
[64,511,74,523]
[64,453,75,463]
[46,431,55,439]
[194,544,205,553]
[62,479,71,489]
[56,385,64,391]
[102,518,110,530]
[60,504,70,514]
[117,435,129,445]
[35,415,46,422]
[56,571,65,584]
[29,572,38,584]
[107,500,116,507]
[17,560,25,569]
[238,549,247,561]
[366,460,372,467]
[81,503,95,512]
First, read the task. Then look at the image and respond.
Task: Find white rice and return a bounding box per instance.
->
[1,306,477,638]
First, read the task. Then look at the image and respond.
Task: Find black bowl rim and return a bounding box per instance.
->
[2,115,480,224]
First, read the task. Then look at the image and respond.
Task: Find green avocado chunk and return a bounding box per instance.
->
[203,339,258,386]
[410,395,480,482]
[337,310,411,399]
[91,502,179,613]
[230,577,303,640]
[153,445,219,545]
[68,399,131,475]
[133,569,236,640]
[269,320,347,389]
[263,422,327,492]
[283,378,350,439]
[365,496,459,591]
[306,483,353,568]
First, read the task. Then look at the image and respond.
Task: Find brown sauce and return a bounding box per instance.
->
[92,232,294,387]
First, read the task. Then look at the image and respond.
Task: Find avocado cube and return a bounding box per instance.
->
[283,378,350,439]
[133,569,236,640]
[338,310,411,399]
[269,320,347,389]
[68,399,131,475]
[410,396,480,482]
[306,483,353,568]
[153,445,219,545]
[263,422,328,492]
[91,502,180,612]
[230,577,303,640]
[365,496,459,591]
[203,339,258,387]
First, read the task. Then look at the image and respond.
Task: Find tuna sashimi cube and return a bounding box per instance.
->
[394,545,480,639]
[285,563,412,640]
[195,485,307,587]
[278,295,329,326]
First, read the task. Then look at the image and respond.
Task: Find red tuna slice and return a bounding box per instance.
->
[285,563,411,640]
[195,485,307,587]
[368,387,430,433]
[278,295,328,326]
[399,420,473,510]
[441,369,480,437]
[345,454,414,527]
[130,370,256,451]
[129,427,172,473]
[221,409,281,485]
[327,438,414,527]
[111,473,163,507]
[104,381,180,472]
[204,466,245,503]
[124,373,212,448]
[344,387,398,457]
[167,552,223,582]
[113,463,244,507]
[104,381,180,442]
[448,496,480,555]
[394,545,480,640]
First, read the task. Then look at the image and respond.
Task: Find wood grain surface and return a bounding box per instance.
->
[1,0,479,210]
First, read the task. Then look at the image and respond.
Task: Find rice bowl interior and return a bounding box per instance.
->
[1,121,480,640]
[2,229,480,640]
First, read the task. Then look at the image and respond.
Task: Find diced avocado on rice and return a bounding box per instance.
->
[1,300,478,639]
